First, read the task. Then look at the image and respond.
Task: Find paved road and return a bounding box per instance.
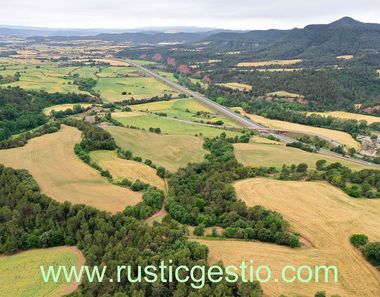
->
[122,58,380,168]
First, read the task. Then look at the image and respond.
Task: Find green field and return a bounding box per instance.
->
[112,112,242,138]
[130,98,238,126]
[106,126,206,171]
[1,63,87,94]
[234,142,371,170]
[94,77,178,102]
[0,246,85,297]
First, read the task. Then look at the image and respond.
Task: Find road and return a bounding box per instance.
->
[122,58,380,168]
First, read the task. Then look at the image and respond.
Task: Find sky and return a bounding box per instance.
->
[0,0,379,30]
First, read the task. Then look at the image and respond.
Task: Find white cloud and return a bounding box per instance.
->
[0,0,379,29]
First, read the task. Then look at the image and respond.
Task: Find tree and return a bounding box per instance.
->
[296,163,308,173]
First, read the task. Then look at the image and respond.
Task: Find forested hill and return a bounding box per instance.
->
[205,17,380,58]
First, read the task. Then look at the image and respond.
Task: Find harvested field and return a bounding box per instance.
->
[219,82,252,91]
[106,126,206,172]
[234,142,371,170]
[308,111,380,125]
[0,125,142,213]
[267,90,303,98]
[199,178,380,297]
[337,55,353,60]
[237,59,302,67]
[89,150,165,190]
[43,103,93,115]
[0,246,85,297]
[242,112,361,149]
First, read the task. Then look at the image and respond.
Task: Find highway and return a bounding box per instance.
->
[122,58,380,168]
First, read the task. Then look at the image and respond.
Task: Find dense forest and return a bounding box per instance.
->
[0,87,95,141]
[206,68,380,109]
[166,134,300,247]
[0,165,263,296]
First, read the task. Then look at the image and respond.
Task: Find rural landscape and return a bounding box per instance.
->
[0,1,380,297]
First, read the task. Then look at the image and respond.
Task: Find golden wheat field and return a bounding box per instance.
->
[308,111,380,125]
[199,178,380,297]
[237,59,302,67]
[241,111,361,149]
[89,150,166,190]
[218,82,252,91]
[267,90,303,98]
[234,142,371,170]
[337,55,354,60]
[0,246,85,297]
[0,125,142,213]
[43,103,94,115]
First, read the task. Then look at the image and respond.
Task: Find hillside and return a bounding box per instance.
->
[206,17,380,58]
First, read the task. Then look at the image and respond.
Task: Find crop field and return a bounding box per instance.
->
[0,63,87,93]
[337,55,354,60]
[237,59,303,67]
[112,112,242,138]
[234,142,371,170]
[94,76,178,102]
[89,150,165,190]
[199,178,380,297]
[218,82,252,91]
[243,112,361,149]
[267,90,303,98]
[0,246,85,297]
[308,111,380,125]
[106,126,206,172]
[43,103,94,115]
[256,68,304,72]
[129,98,238,126]
[0,125,142,213]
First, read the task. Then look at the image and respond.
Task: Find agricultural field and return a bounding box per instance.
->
[0,246,85,297]
[218,82,252,91]
[129,98,238,126]
[234,142,371,170]
[106,126,206,172]
[43,103,94,115]
[308,111,380,125]
[267,90,303,98]
[337,55,354,60]
[242,111,361,149]
[94,76,178,102]
[89,150,165,190]
[200,178,380,297]
[237,59,303,67]
[0,125,142,213]
[112,112,242,138]
[0,62,87,93]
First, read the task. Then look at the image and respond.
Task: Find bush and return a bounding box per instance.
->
[363,242,380,266]
[350,234,369,248]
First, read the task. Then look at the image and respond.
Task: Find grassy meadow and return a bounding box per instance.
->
[129,98,238,126]
[106,126,206,172]
[112,112,242,138]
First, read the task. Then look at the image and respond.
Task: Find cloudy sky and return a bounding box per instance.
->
[0,0,379,30]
